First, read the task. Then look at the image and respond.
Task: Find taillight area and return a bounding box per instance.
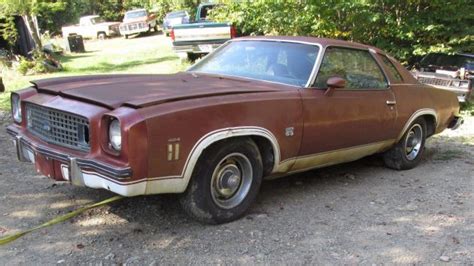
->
[230,26,237,38]
[170,28,175,41]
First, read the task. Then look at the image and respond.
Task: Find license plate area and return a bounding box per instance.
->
[198,44,213,53]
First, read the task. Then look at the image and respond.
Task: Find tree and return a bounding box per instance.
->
[0,0,44,48]
[209,0,473,63]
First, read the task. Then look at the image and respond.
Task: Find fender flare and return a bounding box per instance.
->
[144,127,282,195]
[396,108,438,141]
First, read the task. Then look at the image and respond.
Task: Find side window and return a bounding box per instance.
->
[314,47,388,89]
[380,55,403,82]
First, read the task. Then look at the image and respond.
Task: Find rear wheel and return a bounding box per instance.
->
[383,117,427,170]
[179,138,263,224]
[124,34,129,39]
[97,32,106,40]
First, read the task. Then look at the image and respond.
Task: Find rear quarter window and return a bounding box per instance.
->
[380,55,403,82]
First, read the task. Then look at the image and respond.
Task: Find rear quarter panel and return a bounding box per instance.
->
[391,84,459,136]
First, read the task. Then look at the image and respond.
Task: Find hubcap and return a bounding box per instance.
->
[404,124,423,161]
[210,153,253,209]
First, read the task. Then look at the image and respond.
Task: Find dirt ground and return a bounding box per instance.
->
[0,111,472,265]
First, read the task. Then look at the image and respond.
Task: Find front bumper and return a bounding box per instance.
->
[121,28,149,35]
[6,127,148,197]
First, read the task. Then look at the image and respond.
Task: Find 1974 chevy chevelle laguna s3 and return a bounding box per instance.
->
[7,37,463,223]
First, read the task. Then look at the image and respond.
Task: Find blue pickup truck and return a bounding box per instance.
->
[170,3,236,61]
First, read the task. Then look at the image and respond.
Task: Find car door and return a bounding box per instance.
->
[293,46,397,171]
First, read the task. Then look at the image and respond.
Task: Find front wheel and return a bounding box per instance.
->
[383,117,427,170]
[186,52,200,62]
[179,138,263,224]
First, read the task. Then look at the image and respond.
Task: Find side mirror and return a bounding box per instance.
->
[327,77,346,89]
[324,77,346,96]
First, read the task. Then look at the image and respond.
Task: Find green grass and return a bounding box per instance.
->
[460,101,474,116]
[0,33,189,110]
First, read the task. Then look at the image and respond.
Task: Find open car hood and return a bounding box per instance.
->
[31,73,282,109]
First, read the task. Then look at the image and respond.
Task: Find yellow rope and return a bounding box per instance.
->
[0,195,124,245]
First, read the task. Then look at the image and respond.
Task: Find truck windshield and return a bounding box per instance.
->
[167,11,187,18]
[189,40,319,87]
[90,17,105,24]
[125,10,147,19]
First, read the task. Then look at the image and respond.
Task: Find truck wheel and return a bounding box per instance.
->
[124,34,129,39]
[97,32,106,40]
[179,138,263,224]
[187,53,200,62]
[383,117,427,170]
[154,24,159,32]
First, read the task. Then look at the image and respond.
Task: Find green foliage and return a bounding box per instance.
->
[210,0,474,63]
[460,101,474,116]
[32,0,200,34]
[37,0,84,35]
[0,15,17,46]
[17,49,59,75]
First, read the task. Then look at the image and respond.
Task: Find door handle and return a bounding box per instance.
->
[386,100,397,105]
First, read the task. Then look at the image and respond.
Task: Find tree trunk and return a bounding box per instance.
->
[24,14,42,48]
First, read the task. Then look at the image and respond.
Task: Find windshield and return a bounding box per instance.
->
[189,41,319,86]
[125,10,147,19]
[90,17,105,24]
[166,11,186,19]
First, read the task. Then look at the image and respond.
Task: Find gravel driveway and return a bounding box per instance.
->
[0,112,472,265]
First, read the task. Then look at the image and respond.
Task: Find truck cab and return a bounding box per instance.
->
[170,3,236,61]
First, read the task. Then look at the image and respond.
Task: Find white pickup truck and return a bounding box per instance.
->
[62,15,120,40]
[119,9,158,38]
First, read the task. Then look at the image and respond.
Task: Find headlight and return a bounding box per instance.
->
[109,118,121,151]
[11,93,22,123]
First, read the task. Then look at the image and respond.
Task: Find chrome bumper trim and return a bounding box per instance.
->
[7,126,132,179]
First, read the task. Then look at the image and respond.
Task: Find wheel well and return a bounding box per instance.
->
[202,136,275,177]
[421,115,436,137]
[249,136,275,176]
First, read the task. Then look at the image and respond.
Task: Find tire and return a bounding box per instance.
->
[154,25,159,32]
[179,138,263,224]
[383,117,427,170]
[187,53,200,62]
[97,32,106,40]
[124,34,128,39]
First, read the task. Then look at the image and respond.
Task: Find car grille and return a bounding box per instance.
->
[417,76,453,87]
[120,23,148,31]
[416,74,470,89]
[26,103,90,151]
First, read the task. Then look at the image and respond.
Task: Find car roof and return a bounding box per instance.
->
[458,53,474,58]
[167,10,187,15]
[234,36,386,54]
[126,9,146,13]
[82,15,100,19]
